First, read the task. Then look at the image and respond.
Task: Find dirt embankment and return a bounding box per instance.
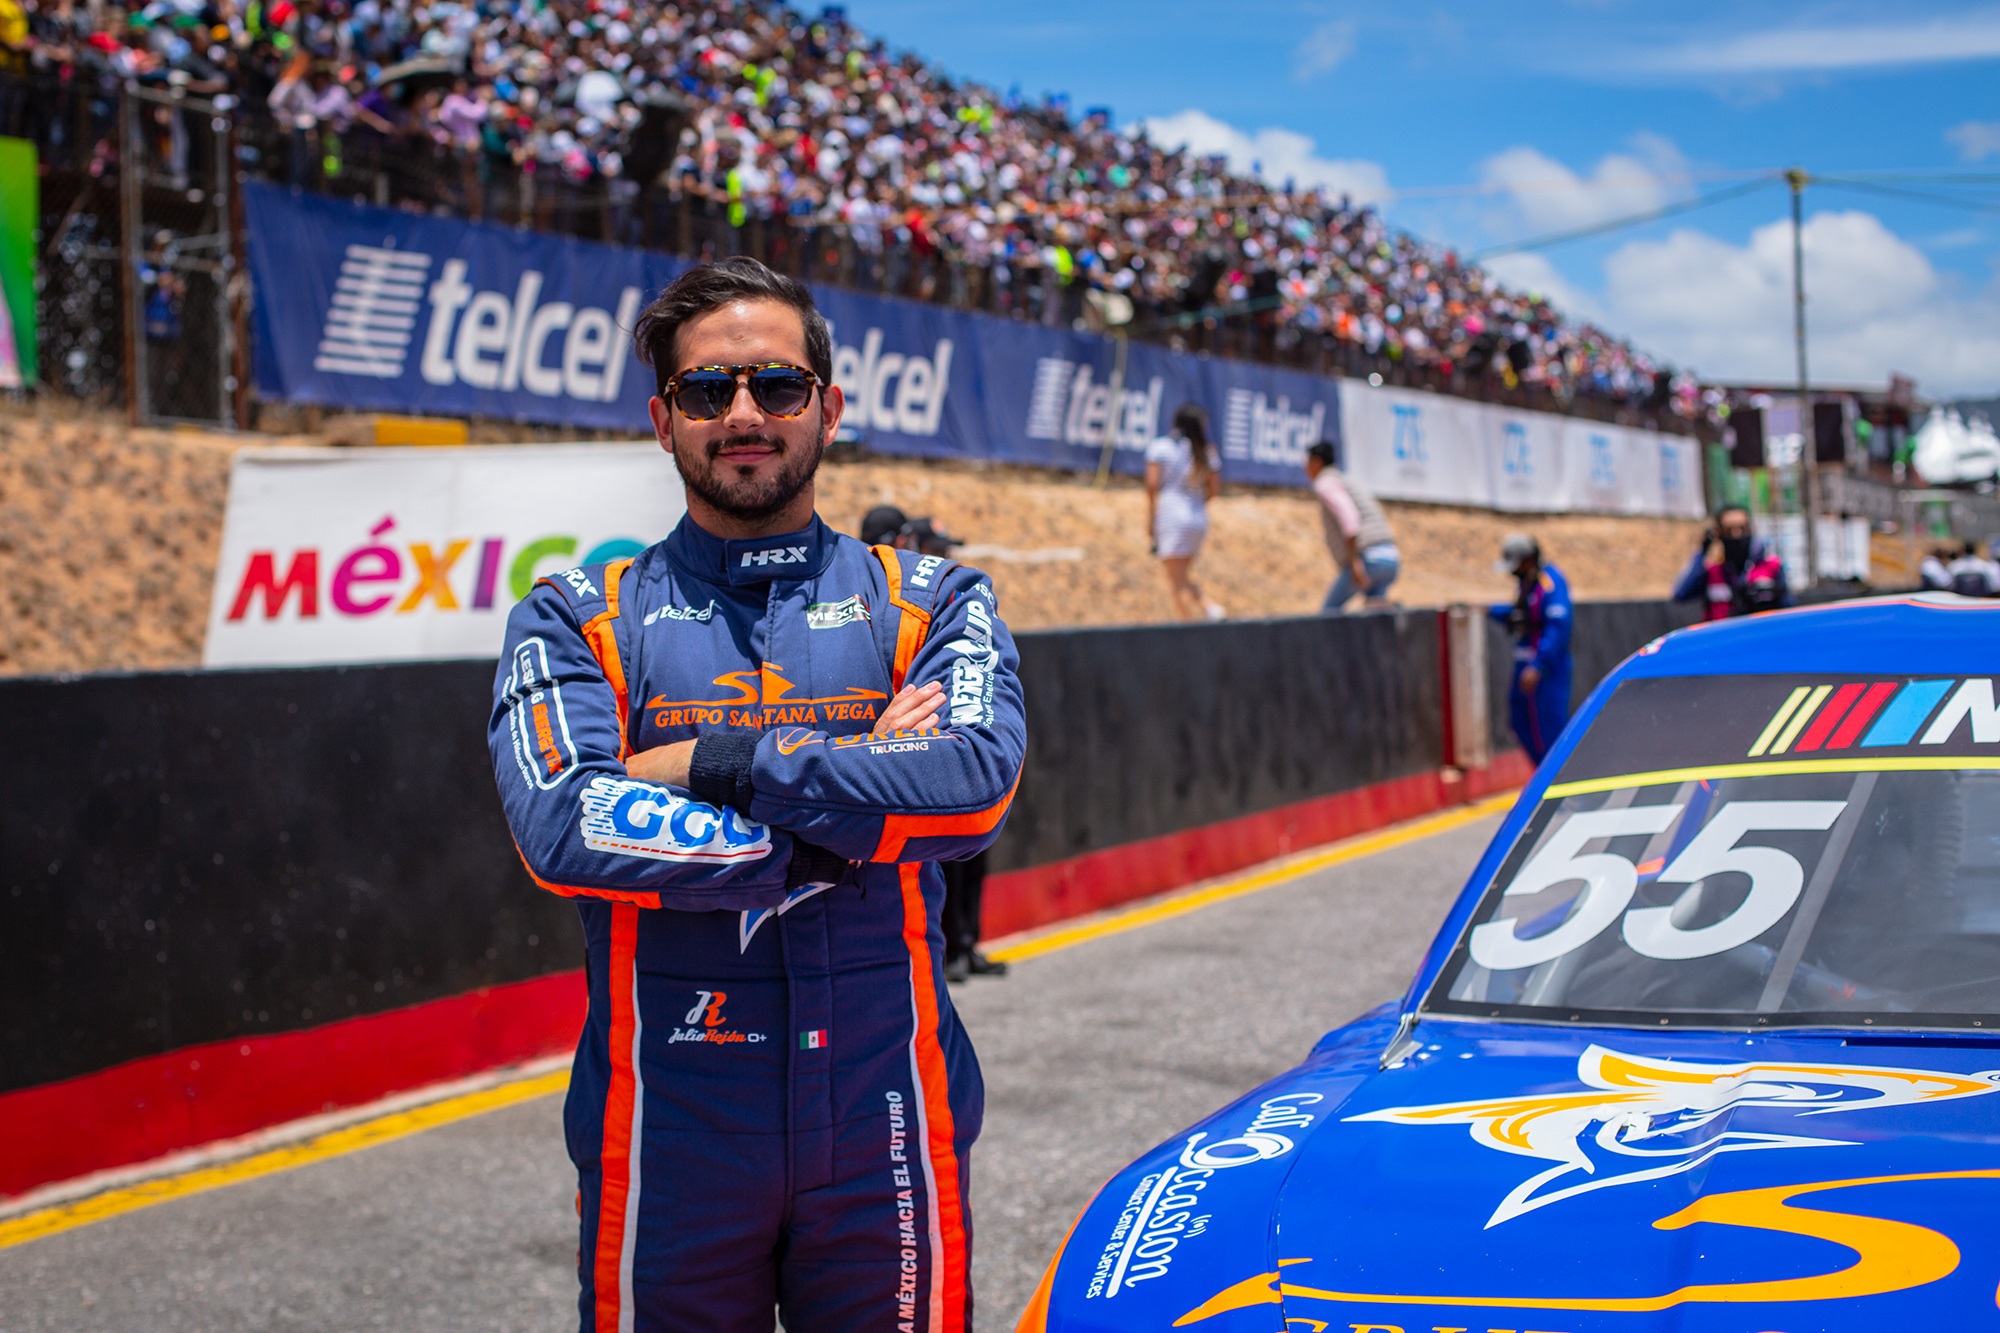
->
[1,405,1717,675]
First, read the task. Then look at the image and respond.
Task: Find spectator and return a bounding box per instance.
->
[859,503,909,547]
[1491,533,1572,764]
[1,0,1698,415]
[1145,403,1224,622]
[1920,540,1957,592]
[1946,539,2000,597]
[1304,440,1399,613]
[1671,505,1789,621]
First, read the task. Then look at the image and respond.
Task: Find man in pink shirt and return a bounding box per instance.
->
[1306,441,1400,613]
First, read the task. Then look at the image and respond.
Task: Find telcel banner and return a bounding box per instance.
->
[245,183,1335,487]
[247,184,1700,512]
[1339,380,1705,519]
[204,443,685,667]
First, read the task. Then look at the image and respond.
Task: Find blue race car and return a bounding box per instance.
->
[1020,594,2000,1333]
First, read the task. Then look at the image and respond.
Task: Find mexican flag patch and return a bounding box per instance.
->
[800,1029,828,1050]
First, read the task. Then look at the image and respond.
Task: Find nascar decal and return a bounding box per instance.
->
[806,594,871,630]
[943,595,998,727]
[1555,675,2000,788]
[1346,1045,1998,1226]
[503,636,577,790]
[1749,677,1991,756]
[1088,1094,1322,1300]
[1174,1168,2000,1324]
[577,776,773,863]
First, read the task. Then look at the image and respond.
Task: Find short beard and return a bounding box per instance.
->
[670,409,825,523]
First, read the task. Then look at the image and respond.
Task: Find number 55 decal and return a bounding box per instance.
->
[1469,801,1847,972]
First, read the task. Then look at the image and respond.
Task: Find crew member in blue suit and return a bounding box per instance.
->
[1490,532,1572,763]
[488,257,1026,1333]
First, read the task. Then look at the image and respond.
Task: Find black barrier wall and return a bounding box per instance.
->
[0,663,573,1094]
[994,611,1445,872]
[3,596,1755,1097]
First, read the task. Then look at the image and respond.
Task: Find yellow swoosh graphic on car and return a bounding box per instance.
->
[1174,1169,2000,1324]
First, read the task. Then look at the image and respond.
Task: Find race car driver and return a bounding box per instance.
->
[488,257,1026,1333]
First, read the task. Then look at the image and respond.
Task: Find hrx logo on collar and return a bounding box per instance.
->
[740,546,808,568]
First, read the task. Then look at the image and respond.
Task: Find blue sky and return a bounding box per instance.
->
[837,1,2000,396]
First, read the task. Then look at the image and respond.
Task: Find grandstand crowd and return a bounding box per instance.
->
[1,0,1707,415]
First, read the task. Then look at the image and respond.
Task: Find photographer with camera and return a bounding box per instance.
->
[1672,504,1790,621]
[1490,533,1572,764]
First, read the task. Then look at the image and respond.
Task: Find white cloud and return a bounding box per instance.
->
[1948,119,2000,161]
[1480,251,1602,324]
[1478,133,1690,235]
[1594,210,2000,394]
[1293,20,1356,81]
[1140,109,1392,204]
[1642,10,2000,74]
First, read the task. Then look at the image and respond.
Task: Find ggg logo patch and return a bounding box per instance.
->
[578,776,773,863]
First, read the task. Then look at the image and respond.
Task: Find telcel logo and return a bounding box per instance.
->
[830,325,953,437]
[1025,357,1165,450]
[418,259,640,403]
[1220,389,1326,467]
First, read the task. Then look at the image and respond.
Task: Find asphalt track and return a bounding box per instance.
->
[0,807,1502,1332]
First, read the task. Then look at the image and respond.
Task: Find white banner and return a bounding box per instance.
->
[204,443,686,667]
[1338,380,1704,519]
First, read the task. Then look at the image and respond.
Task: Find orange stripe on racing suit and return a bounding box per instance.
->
[577,557,636,761]
[872,544,932,693]
[872,771,1022,863]
[511,847,663,909]
[899,862,969,1333]
[519,556,662,906]
[592,903,643,1332]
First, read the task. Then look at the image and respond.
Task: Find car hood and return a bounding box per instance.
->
[1032,1016,2000,1332]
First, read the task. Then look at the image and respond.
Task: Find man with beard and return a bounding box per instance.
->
[489,257,1025,1333]
[1671,504,1791,621]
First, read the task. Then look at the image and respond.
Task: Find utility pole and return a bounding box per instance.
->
[1787,167,1819,587]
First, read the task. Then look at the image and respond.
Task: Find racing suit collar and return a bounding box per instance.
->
[665,513,838,587]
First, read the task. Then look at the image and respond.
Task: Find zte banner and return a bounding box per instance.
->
[1338,379,1705,519]
[204,443,684,667]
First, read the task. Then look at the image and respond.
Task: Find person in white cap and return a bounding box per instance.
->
[1488,532,1573,762]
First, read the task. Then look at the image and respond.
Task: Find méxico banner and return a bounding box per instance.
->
[204,443,684,667]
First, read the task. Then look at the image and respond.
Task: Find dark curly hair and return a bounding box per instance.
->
[632,257,834,396]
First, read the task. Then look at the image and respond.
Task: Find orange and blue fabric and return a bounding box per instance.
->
[488,514,1024,1331]
[1491,562,1574,763]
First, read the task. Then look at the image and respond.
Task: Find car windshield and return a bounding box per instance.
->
[1429,672,2000,1028]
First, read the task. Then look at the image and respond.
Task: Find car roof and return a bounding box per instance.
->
[1617,591,2000,681]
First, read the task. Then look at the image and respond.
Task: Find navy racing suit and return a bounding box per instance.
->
[489,514,1025,1333]
[1489,562,1573,763]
